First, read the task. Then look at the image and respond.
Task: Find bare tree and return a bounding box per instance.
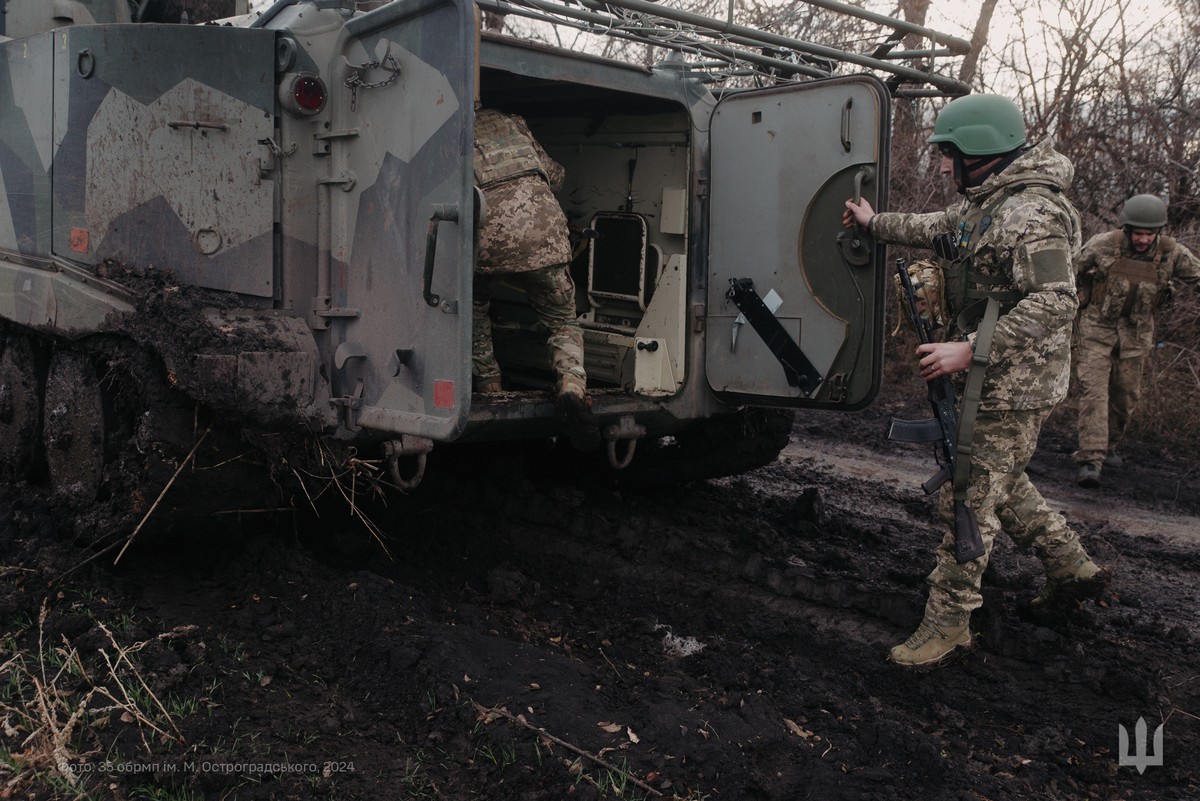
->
[956,0,998,86]
[973,0,1197,238]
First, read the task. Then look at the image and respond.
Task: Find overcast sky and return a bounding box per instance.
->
[242,0,1175,69]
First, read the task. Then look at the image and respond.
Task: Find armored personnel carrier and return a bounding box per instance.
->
[0,0,969,526]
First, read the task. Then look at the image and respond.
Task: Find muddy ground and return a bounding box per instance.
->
[1,380,1198,801]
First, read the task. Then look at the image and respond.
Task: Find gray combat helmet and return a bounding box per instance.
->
[1118,194,1168,230]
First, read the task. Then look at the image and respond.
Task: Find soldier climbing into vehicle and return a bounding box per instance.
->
[471,106,597,448]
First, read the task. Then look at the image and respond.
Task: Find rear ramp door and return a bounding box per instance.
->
[706,76,888,410]
[336,0,475,441]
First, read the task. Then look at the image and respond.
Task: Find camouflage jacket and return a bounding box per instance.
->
[473,110,570,274]
[871,140,1082,411]
[1076,229,1200,350]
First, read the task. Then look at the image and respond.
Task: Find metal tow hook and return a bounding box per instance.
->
[603,416,646,470]
[383,435,434,490]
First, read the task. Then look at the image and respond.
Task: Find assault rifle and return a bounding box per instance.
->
[887,257,985,564]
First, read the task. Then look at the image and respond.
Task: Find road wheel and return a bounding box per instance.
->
[43,350,108,505]
[0,331,43,482]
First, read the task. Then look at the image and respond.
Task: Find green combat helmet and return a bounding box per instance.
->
[927,94,1026,156]
[1119,194,1168,230]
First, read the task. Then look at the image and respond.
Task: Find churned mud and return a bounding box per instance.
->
[1,382,1197,800]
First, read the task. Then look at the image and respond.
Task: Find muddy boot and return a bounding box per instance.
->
[556,380,599,451]
[1031,556,1111,610]
[473,374,503,394]
[1076,462,1101,489]
[888,619,972,669]
[1106,450,1123,469]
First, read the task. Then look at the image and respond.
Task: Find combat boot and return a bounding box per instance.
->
[1076,462,1101,488]
[1031,555,1110,609]
[474,377,503,394]
[1106,450,1123,469]
[888,619,972,669]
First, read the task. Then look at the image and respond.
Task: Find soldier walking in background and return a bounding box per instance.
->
[1072,194,1200,488]
[471,107,595,443]
[844,94,1109,669]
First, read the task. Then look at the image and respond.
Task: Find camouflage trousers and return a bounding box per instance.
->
[924,407,1094,628]
[472,264,586,393]
[1073,320,1147,466]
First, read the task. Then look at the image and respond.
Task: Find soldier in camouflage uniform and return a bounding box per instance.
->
[844,94,1109,669]
[1073,194,1200,488]
[472,108,593,436]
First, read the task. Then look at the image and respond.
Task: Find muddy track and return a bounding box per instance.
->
[1,401,1198,800]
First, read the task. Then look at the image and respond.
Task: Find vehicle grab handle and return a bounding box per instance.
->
[423,203,460,308]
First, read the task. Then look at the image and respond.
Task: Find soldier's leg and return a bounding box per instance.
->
[472,275,502,391]
[1107,351,1147,453]
[998,473,1108,606]
[1073,331,1116,467]
[516,264,596,448]
[518,264,586,395]
[997,469,1091,573]
[996,407,1108,606]
[923,410,1033,625]
[890,411,1023,667]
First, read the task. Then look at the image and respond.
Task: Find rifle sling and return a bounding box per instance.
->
[952,297,999,502]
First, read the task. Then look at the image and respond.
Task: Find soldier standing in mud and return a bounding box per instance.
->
[1072,194,1200,488]
[471,107,595,443]
[843,94,1110,669]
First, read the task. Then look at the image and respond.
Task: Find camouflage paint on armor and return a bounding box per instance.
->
[923,408,1093,627]
[1073,229,1200,464]
[471,108,583,390]
[871,140,1082,411]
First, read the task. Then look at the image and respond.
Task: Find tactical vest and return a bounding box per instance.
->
[937,180,1065,519]
[1095,232,1176,317]
[939,181,1064,333]
[473,110,546,189]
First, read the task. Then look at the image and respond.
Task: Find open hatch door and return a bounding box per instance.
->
[335,0,476,441]
[705,76,889,410]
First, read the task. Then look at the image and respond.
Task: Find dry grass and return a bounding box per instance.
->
[288,436,397,560]
[1127,290,1200,458]
[0,604,192,797]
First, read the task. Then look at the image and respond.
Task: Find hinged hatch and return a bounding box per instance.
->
[706,75,889,410]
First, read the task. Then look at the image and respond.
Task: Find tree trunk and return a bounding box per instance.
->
[958,0,1000,87]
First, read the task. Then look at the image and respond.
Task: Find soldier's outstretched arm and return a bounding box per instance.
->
[869,207,960,250]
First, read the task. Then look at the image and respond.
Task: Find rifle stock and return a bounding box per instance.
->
[890,257,985,564]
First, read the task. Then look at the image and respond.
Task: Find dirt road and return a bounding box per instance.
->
[1,399,1198,800]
